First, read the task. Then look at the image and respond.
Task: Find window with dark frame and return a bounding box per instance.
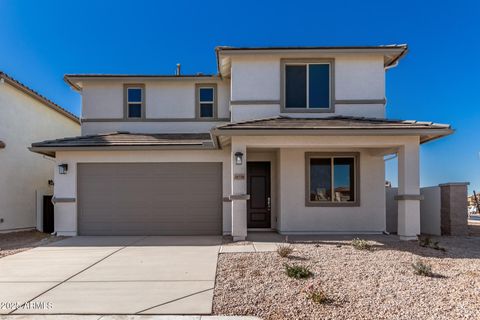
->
[127,87,143,118]
[309,156,355,203]
[285,63,330,109]
[199,87,214,118]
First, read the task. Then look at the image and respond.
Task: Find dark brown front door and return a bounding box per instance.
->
[43,195,54,233]
[247,162,271,228]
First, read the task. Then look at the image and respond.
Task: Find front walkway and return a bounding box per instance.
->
[0,236,221,315]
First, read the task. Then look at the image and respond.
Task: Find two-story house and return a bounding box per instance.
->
[30,45,452,241]
[0,71,80,233]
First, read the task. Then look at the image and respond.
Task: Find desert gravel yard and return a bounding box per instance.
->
[213,236,480,320]
[0,231,65,258]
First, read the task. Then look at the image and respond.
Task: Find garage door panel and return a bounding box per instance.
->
[77,163,222,236]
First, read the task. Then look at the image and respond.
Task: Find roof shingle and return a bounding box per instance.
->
[32,132,212,148]
[215,116,451,130]
[0,71,80,124]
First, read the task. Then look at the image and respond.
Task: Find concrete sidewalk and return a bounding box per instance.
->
[0,236,221,315]
[0,316,261,319]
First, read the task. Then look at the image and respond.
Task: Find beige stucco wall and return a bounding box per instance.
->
[386,186,442,236]
[53,149,232,236]
[51,135,421,236]
[81,121,228,134]
[0,82,80,232]
[81,78,230,135]
[277,148,386,233]
[230,54,386,121]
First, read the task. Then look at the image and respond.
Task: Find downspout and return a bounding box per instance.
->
[215,47,223,79]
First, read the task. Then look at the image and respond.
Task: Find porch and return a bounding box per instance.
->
[227,136,421,241]
[212,116,452,241]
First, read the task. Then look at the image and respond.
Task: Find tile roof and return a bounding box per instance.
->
[31,132,212,148]
[215,116,451,130]
[0,71,80,124]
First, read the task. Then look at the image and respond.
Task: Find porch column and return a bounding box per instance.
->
[396,139,422,240]
[231,139,247,241]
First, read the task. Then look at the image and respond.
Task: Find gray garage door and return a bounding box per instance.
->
[77,163,222,236]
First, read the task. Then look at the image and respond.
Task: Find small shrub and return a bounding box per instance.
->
[418,236,446,252]
[276,243,294,258]
[285,264,313,279]
[412,259,433,277]
[308,289,333,304]
[351,238,373,251]
[304,281,334,304]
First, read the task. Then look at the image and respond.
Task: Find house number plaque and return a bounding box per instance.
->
[234,173,245,180]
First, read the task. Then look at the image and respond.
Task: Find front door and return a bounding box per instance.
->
[247,162,271,228]
[43,195,54,233]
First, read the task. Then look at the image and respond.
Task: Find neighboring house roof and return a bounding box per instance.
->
[0,71,80,124]
[30,132,215,157]
[212,116,453,143]
[64,74,218,91]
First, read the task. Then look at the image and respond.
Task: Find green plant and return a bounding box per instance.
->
[285,264,313,279]
[351,238,373,251]
[304,281,334,304]
[308,289,333,304]
[418,236,446,252]
[276,243,294,258]
[412,259,433,277]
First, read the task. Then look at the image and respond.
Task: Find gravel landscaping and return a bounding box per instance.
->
[0,230,65,258]
[213,235,480,320]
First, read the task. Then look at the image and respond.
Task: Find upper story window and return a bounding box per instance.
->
[196,84,217,119]
[281,59,334,112]
[124,84,145,119]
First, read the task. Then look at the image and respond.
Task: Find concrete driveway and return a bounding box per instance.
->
[0,236,221,315]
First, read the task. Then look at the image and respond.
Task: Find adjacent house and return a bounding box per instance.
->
[30,45,453,240]
[0,71,80,233]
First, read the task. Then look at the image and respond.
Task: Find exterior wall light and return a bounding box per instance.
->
[234,152,244,165]
[58,163,68,174]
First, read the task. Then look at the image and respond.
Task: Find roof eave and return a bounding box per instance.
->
[216,46,407,54]
[64,74,221,91]
[212,127,454,143]
[419,128,455,144]
[29,143,218,157]
[63,75,82,92]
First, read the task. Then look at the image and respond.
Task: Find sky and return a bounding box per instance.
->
[1,0,479,192]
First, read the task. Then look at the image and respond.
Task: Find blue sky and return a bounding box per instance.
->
[1,0,479,192]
